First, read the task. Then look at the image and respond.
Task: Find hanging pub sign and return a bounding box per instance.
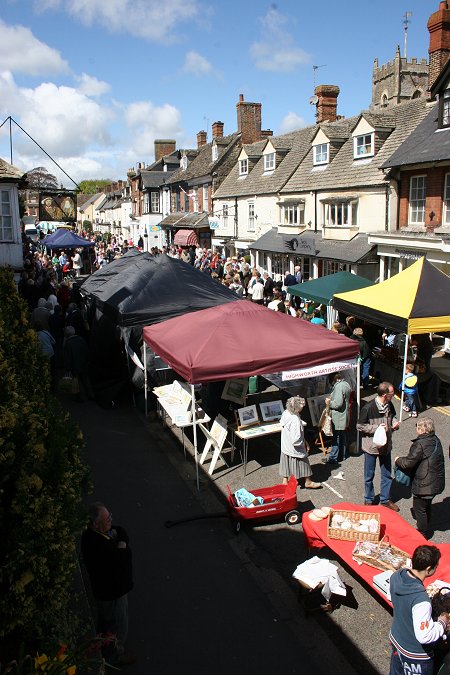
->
[39,191,77,222]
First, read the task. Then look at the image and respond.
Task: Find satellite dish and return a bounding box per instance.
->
[309,95,319,105]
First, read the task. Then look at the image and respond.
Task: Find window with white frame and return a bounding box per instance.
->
[281,202,305,226]
[313,143,329,165]
[151,192,159,213]
[0,189,13,241]
[239,159,248,176]
[354,133,374,158]
[409,176,426,224]
[202,186,208,212]
[143,193,150,213]
[248,202,255,231]
[222,204,228,228]
[212,144,218,162]
[324,200,358,226]
[442,90,450,127]
[264,152,275,172]
[444,174,450,225]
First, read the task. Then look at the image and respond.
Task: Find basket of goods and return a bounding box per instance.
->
[352,537,411,572]
[327,510,380,542]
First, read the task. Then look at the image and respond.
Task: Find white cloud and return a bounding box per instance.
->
[75,73,111,97]
[125,101,182,156]
[279,112,307,134]
[0,19,69,75]
[35,0,202,42]
[250,8,310,73]
[0,73,114,162]
[182,51,213,76]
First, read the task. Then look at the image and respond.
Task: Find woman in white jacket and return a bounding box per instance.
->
[279,396,321,489]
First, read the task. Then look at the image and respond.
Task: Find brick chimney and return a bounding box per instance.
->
[315,85,340,123]
[212,121,224,138]
[197,130,207,148]
[154,139,176,162]
[236,94,262,144]
[428,1,450,92]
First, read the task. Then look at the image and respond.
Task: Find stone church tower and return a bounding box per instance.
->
[371,2,450,111]
[371,46,428,111]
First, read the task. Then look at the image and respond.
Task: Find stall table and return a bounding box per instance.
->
[231,422,282,476]
[302,502,450,607]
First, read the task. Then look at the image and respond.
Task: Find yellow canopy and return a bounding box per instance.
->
[333,257,450,334]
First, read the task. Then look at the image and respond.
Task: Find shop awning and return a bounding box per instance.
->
[173,229,199,247]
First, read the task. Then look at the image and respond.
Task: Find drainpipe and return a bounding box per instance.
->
[234,196,238,241]
[313,190,318,233]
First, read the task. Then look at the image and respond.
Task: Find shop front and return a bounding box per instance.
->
[160,212,212,250]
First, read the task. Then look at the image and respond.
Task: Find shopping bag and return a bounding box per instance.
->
[59,374,74,393]
[373,425,387,448]
[394,467,411,487]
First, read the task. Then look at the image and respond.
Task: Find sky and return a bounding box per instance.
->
[0,0,434,188]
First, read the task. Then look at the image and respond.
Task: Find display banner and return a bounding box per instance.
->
[282,358,358,381]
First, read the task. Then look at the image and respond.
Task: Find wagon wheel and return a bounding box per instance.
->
[285,510,300,526]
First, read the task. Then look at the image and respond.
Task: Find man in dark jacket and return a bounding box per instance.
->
[394,417,445,538]
[81,502,134,666]
[356,381,400,511]
[262,272,274,305]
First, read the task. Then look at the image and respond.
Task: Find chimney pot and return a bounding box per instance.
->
[314,84,340,123]
[236,96,263,144]
[239,94,244,102]
[428,1,450,93]
[197,130,207,148]
[212,121,224,138]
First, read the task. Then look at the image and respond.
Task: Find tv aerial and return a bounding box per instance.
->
[313,64,327,88]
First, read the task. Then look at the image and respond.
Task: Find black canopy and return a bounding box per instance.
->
[81,252,240,328]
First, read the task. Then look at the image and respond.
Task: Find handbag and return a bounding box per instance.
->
[394,466,411,486]
[395,439,438,487]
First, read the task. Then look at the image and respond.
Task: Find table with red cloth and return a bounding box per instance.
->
[301,502,450,607]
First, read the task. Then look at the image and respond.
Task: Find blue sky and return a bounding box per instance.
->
[0,0,434,187]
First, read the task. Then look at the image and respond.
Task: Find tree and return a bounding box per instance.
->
[0,268,91,661]
[24,167,59,190]
[77,179,111,195]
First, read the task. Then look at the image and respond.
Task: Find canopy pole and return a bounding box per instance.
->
[143,344,148,416]
[191,384,199,491]
[356,359,361,452]
[399,334,409,423]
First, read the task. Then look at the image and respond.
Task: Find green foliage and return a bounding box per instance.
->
[82,220,93,234]
[0,268,91,657]
[77,180,111,195]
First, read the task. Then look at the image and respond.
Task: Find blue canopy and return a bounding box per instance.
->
[42,229,95,248]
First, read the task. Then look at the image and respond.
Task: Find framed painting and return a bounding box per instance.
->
[222,378,248,405]
[259,400,284,422]
[307,395,328,428]
[237,404,259,428]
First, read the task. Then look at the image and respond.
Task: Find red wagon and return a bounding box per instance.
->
[226,475,300,532]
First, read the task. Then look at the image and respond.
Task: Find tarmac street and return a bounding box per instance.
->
[67,397,356,675]
[65,382,450,675]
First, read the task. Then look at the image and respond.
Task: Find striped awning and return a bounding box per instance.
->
[173,229,199,247]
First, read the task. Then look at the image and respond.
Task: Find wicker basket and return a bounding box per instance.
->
[327,509,380,542]
[352,538,410,572]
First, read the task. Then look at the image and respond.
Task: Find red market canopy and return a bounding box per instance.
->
[142,301,359,384]
[173,229,199,247]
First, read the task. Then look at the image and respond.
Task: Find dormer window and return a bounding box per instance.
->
[264,152,275,172]
[443,90,450,127]
[239,159,248,176]
[180,155,188,170]
[313,143,329,165]
[354,134,374,158]
[212,143,218,161]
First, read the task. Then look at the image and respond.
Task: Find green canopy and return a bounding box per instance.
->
[287,271,373,305]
